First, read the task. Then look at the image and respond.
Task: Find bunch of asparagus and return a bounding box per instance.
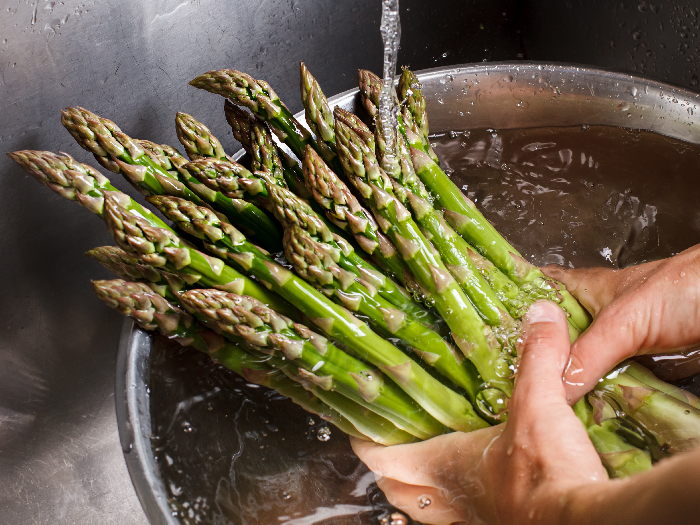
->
[9,63,700,480]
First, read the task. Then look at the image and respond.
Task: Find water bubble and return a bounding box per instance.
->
[317,427,331,441]
[308,417,315,426]
[183,423,194,433]
[418,495,432,508]
[581,124,590,131]
[685,410,691,415]
[380,512,407,525]
[282,491,291,500]
[437,98,444,104]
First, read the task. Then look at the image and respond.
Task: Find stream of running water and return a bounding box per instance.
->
[378,0,401,162]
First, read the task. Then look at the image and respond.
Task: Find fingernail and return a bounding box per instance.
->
[525,301,560,324]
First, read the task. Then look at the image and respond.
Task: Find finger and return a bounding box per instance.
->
[507,301,605,480]
[376,477,467,525]
[351,426,503,488]
[563,297,650,401]
[541,265,622,317]
[510,300,572,415]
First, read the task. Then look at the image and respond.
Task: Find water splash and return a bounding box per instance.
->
[378,0,401,163]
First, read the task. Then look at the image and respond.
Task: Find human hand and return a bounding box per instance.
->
[542,244,700,402]
[353,301,607,525]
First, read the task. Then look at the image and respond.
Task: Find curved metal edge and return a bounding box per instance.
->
[116,318,178,525]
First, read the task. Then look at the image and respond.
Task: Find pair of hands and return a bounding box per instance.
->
[353,245,700,525]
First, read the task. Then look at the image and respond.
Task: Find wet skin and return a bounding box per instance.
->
[354,247,700,524]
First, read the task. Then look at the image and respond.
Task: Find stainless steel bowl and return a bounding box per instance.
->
[116,63,700,525]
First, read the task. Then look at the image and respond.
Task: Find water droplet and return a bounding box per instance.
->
[680,271,686,277]
[282,491,291,500]
[581,124,590,131]
[437,97,444,104]
[183,423,194,433]
[418,495,432,508]
[507,444,515,455]
[685,410,691,415]
[308,417,315,426]
[317,427,331,441]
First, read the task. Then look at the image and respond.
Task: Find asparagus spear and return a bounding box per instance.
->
[362,68,577,332]
[594,365,700,457]
[299,62,336,162]
[224,101,254,151]
[92,279,401,443]
[60,106,281,251]
[572,398,652,478]
[398,68,430,145]
[264,181,442,329]
[86,245,183,301]
[7,150,294,315]
[302,145,410,280]
[334,115,514,409]
[358,69,381,120]
[182,157,274,203]
[144,194,488,432]
[409,147,591,332]
[179,288,433,439]
[283,224,496,411]
[175,111,231,161]
[222,104,311,198]
[190,70,315,160]
[357,69,437,161]
[624,361,700,410]
[375,117,516,331]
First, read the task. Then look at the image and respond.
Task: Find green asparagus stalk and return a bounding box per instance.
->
[594,365,700,457]
[624,361,700,410]
[92,278,394,443]
[358,69,382,121]
[86,246,183,301]
[175,111,232,162]
[409,146,590,332]
[60,106,281,251]
[264,181,443,329]
[224,101,254,151]
[358,69,437,161]
[190,70,315,160]
[302,145,410,282]
[334,115,514,409]
[223,101,310,198]
[572,398,652,478]
[300,62,336,162]
[375,117,516,331]
[398,68,430,145]
[7,151,293,316]
[179,288,431,440]
[144,194,488,432]
[283,224,496,413]
[182,157,274,203]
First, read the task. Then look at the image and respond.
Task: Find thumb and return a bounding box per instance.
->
[509,300,572,418]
